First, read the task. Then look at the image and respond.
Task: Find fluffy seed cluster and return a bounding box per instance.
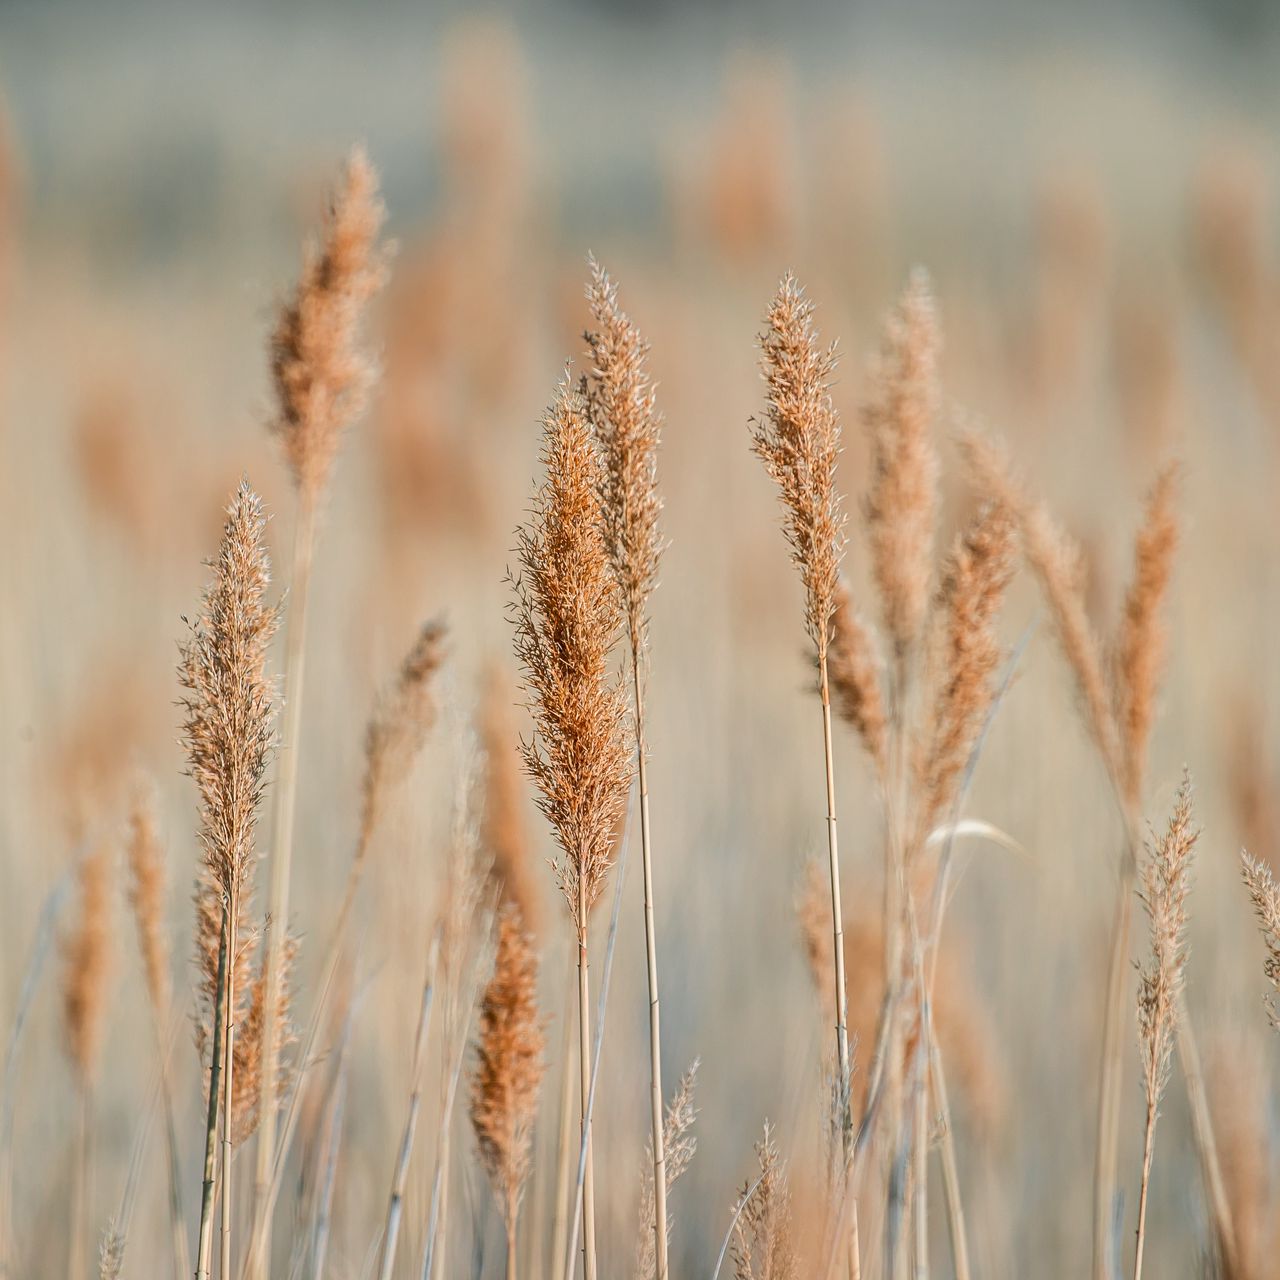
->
[752,274,846,657]
[827,581,887,772]
[63,840,114,1086]
[1137,773,1197,1103]
[510,376,632,926]
[270,145,389,503]
[179,480,279,904]
[584,258,664,653]
[960,431,1120,776]
[479,665,541,932]
[731,1123,796,1280]
[862,270,940,666]
[635,1059,699,1280]
[231,928,297,1144]
[357,618,448,867]
[125,777,171,1021]
[917,501,1017,834]
[1240,851,1280,1027]
[470,906,545,1228]
[1113,465,1180,807]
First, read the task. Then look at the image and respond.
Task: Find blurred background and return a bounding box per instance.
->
[3,1,1280,1276]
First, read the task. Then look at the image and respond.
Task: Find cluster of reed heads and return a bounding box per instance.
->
[10,133,1280,1280]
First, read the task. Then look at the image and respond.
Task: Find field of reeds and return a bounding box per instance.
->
[4,6,1280,1278]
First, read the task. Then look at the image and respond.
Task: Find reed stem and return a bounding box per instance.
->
[196,907,229,1280]
[220,891,239,1280]
[253,492,317,1276]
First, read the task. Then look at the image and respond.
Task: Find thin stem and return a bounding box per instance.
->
[253,492,317,1278]
[1133,1098,1156,1280]
[505,1196,519,1280]
[631,658,668,1280]
[221,892,240,1280]
[576,912,597,1280]
[70,1081,91,1280]
[549,984,576,1280]
[197,907,229,1280]
[376,933,439,1280]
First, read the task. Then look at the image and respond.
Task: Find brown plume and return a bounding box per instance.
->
[469,906,546,1239]
[863,271,941,668]
[510,375,632,927]
[752,274,846,659]
[63,840,114,1087]
[827,580,887,772]
[270,145,389,503]
[125,777,171,1022]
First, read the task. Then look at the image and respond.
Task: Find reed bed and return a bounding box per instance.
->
[3,40,1280,1280]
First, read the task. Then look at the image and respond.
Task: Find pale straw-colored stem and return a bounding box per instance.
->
[549,986,576,1280]
[221,891,239,1280]
[631,657,668,1280]
[196,907,229,1280]
[1133,1096,1157,1280]
[70,1081,91,1280]
[253,492,317,1278]
[375,933,439,1280]
[576,912,597,1280]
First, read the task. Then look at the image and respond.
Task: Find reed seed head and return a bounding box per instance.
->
[125,775,171,1023]
[918,500,1017,834]
[270,145,389,504]
[635,1059,700,1280]
[1240,849,1280,1028]
[178,479,279,904]
[470,904,546,1234]
[1113,464,1180,807]
[1137,771,1197,1105]
[356,618,447,868]
[510,374,632,928]
[752,273,846,659]
[863,270,941,668]
[584,258,665,654]
[731,1122,797,1280]
[63,839,114,1087]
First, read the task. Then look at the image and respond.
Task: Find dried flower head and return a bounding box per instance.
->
[827,581,887,772]
[125,776,170,1021]
[1137,772,1197,1104]
[479,664,541,932]
[635,1059,699,1279]
[356,618,447,868]
[731,1123,796,1280]
[63,840,114,1086]
[752,274,846,658]
[863,270,941,667]
[178,480,279,904]
[270,145,389,503]
[1113,465,1180,807]
[917,501,1017,834]
[510,375,632,927]
[584,258,665,654]
[470,905,546,1235]
[959,430,1120,776]
[230,927,297,1144]
[1240,850,1280,1028]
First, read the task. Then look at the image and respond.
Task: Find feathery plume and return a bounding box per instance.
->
[959,430,1118,773]
[470,906,546,1266]
[356,618,447,869]
[1113,465,1180,807]
[731,1124,796,1280]
[917,501,1017,834]
[1133,772,1197,1280]
[862,271,941,668]
[752,274,846,657]
[479,665,540,931]
[827,581,887,772]
[269,145,389,503]
[63,841,114,1086]
[125,777,170,1021]
[179,480,279,906]
[1240,851,1280,1027]
[231,929,297,1144]
[635,1060,699,1280]
[511,375,632,926]
[1137,774,1196,1104]
[584,257,665,651]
